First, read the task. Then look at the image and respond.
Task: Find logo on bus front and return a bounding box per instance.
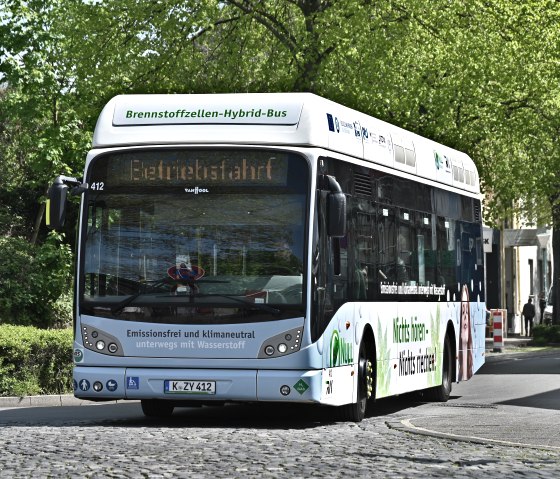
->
[328,330,353,367]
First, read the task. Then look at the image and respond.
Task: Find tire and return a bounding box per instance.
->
[425,334,452,402]
[339,339,374,422]
[141,399,175,417]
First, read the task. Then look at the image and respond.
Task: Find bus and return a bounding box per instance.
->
[47,93,486,421]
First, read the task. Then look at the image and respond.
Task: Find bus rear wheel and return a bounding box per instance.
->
[425,334,452,402]
[339,340,374,422]
[141,399,175,417]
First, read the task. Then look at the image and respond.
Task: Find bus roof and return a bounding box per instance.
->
[93,92,480,194]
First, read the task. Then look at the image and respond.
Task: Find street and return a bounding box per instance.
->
[390,349,560,450]
[0,351,559,478]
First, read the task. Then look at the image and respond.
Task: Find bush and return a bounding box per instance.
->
[532,324,560,345]
[49,289,74,329]
[0,325,73,396]
[0,232,73,328]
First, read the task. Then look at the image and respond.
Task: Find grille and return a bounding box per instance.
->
[354,172,372,197]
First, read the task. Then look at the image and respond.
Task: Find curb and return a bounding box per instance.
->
[0,394,118,408]
[386,419,560,452]
[386,346,560,449]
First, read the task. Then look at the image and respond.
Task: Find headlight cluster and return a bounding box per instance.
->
[81,324,123,356]
[259,327,302,358]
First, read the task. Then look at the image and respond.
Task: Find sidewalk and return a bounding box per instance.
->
[486,336,533,350]
[484,335,556,351]
[392,339,560,451]
[485,335,531,353]
[485,336,560,362]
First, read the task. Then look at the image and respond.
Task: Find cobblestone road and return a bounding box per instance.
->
[0,402,558,478]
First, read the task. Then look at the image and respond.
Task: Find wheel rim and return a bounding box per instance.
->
[442,341,451,393]
[357,343,374,412]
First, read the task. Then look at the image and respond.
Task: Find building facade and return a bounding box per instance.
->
[484,226,553,335]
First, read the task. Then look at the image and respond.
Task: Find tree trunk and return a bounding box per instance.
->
[552,210,560,325]
[31,200,46,245]
[549,191,560,325]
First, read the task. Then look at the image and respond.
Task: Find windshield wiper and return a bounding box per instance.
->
[110,278,278,315]
[111,278,173,315]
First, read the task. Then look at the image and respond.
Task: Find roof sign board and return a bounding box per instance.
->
[112,95,304,126]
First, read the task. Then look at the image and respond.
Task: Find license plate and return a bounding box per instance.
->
[164,380,216,395]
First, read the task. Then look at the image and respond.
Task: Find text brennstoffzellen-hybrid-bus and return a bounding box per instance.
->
[47,93,486,421]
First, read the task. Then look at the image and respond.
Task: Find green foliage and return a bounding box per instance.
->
[49,289,74,329]
[1,0,559,221]
[532,325,560,346]
[1,0,560,331]
[0,232,73,328]
[0,325,73,396]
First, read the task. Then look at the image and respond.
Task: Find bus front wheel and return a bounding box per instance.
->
[141,399,175,417]
[339,339,374,422]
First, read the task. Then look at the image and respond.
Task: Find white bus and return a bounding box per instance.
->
[47,93,486,421]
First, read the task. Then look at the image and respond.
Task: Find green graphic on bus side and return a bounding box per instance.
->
[328,330,353,367]
[376,320,391,398]
[428,304,442,387]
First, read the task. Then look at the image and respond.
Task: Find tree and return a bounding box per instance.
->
[0,1,91,244]
[1,0,559,324]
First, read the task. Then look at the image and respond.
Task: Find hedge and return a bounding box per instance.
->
[532,324,560,346]
[0,234,73,328]
[0,325,73,397]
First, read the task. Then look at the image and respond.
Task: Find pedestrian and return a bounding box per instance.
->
[522,297,536,337]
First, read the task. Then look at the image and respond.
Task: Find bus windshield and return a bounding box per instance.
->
[79,149,309,324]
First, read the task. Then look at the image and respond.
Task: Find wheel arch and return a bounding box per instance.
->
[361,323,376,361]
[445,319,457,383]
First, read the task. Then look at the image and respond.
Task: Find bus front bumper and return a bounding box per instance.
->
[73,366,324,403]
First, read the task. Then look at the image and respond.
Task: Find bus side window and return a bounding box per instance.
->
[355,210,375,299]
[436,217,455,287]
[377,206,396,283]
[397,208,414,284]
[416,213,437,286]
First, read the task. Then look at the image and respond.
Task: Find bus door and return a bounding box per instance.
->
[311,172,347,343]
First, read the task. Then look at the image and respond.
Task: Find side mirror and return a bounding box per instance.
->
[327,190,346,238]
[46,177,69,230]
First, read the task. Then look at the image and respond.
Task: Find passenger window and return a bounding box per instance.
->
[397,209,414,284]
[416,213,436,286]
[437,217,456,287]
[377,206,397,283]
[354,211,375,299]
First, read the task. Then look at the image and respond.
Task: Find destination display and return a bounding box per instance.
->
[89,150,293,188]
[129,157,276,183]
